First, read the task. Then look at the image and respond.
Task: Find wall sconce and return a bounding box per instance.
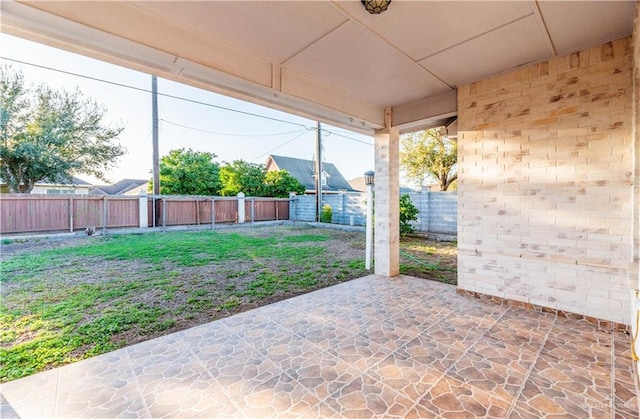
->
[361,0,391,15]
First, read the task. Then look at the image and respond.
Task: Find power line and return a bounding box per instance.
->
[1,56,308,129]
[322,130,373,146]
[249,131,309,162]
[1,56,373,146]
[160,118,308,138]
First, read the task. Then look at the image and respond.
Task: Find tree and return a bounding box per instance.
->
[400,128,457,191]
[399,194,419,237]
[263,170,305,198]
[219,160,265,196]
[0,65,125,193]
[152,148,221,195]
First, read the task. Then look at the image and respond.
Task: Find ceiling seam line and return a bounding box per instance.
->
[280,19,350,66]
[327,0,453,90]
[532,0,558,57]
[415,13,535,62]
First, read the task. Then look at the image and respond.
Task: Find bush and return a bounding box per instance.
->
[320,204,333,223]
[399,194,418,236]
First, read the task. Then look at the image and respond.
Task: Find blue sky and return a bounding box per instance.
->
[1,33,375,185]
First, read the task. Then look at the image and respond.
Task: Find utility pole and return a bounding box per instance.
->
[151,75,160,196]
[315,121,322,221]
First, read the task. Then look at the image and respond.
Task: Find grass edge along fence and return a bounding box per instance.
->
[0,194,290,235]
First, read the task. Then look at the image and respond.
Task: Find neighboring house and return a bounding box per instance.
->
[265,154,358,194]
[90,179,149,195]
[0,176,92,195]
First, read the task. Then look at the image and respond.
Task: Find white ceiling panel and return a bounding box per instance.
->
[4,1,636,132]
[538,0,635,55]
[131,1,348,63]
[286,22,451,107]
[419,15,553,87]
[336,0,535,61]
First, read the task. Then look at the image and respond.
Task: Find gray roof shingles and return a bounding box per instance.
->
[90,179,148,195]
[268,155,357,192]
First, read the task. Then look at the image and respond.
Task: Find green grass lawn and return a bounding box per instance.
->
[0,227,457,383]
[0,227,368,382]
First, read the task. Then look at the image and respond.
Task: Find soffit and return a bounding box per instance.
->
[2,0,635,133]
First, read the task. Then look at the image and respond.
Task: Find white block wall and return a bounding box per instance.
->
[458,37,634,324]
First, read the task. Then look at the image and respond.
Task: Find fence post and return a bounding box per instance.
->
[195,199,200,225]
[211,198,215,230]
[289,192,296,221]
[139,190,148,228]
[102,196,107,235]
[251,198,255,227]
[275,199,279,220]
[237,192,245,224]
[69,195,74,232]
[162,198,167,231]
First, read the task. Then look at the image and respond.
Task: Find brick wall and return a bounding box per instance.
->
[458,37,634,324]
[633,2,640,292]
[631,0,640,377]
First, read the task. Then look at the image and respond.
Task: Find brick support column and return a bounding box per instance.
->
[374,108,400,277]
[632,1,640,291]
[630,0,639,378]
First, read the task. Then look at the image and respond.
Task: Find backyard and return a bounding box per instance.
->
[0,225,457,382]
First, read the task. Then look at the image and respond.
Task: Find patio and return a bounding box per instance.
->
[1,275,637,418]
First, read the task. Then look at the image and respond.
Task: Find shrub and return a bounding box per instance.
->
[399,194,418,236]
[320,204,333,223]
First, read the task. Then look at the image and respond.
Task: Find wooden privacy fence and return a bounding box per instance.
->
[0,195,290,235]
[0,195,139,234]
[244,199,290,222]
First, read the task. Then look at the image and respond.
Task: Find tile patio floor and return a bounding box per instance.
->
[1,275,638,418]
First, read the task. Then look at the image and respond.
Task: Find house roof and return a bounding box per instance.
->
[0,176,92,187]
[90,179,148,195]
[267,155,357,193]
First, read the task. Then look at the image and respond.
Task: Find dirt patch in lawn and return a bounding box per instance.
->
[399,234,458,285]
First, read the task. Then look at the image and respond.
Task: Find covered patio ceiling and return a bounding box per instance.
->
[1,1,635,134]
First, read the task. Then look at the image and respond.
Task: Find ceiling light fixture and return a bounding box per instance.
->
[361,0,391,15]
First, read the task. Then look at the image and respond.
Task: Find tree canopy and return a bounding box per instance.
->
[0,65,125,193]
[400,128,457,191]
[150,154,305,197]
[152,148,222,195]
[219,160,266,196]
[263,170,305,198]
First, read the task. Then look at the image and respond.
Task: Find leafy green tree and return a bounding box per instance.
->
[263,170,305,197]
[0,65,125,193]
[152,148,221,195]
[400,128,457,191]
[399,194,419,237]
[219,160,265,196]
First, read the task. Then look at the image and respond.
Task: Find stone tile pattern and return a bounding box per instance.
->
[1,276,637,418]
[457,289,630,333]
[457,35,634,324]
